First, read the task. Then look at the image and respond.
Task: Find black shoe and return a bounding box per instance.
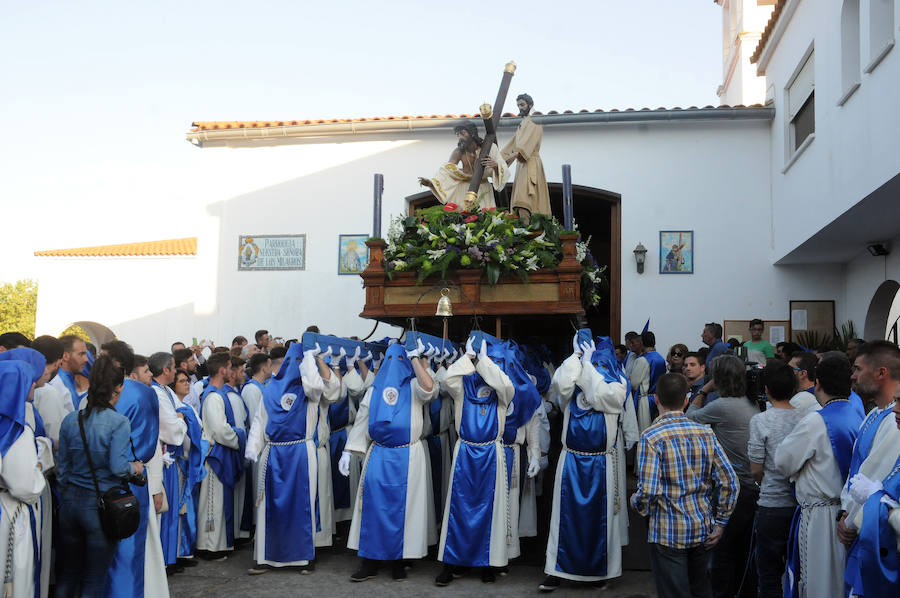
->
[402,559,413,570]
[451,566,468,578]
[247,564,272,575]
[350,559,378,582]
[588,579,607,589]
[298,561,315,575]
[481,568,496,584]
[435,565,455,586]
[165,565,179,577]
[391,561,407,581]
[497,565,509,576]
[178,558,199,567]
[539,575,561,592]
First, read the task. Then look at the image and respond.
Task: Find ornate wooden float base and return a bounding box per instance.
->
[359,236,585,335]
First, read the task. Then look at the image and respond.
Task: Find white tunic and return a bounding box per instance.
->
[775,411,849,598]
[226,388,251,540]
[25,403,53,598]
[0,427,46,598]
[244,365,338,566]
[196,389,240,552]
[346,375,438,559]
[336,369,372,523]
[437,355,514,567]
[544,354,628,581]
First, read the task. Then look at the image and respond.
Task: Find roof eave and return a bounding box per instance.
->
[186,107,775,149]
[751,0,799,75]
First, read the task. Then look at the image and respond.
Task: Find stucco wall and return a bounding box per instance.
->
[762,0,900,261]
[35,116,859,355]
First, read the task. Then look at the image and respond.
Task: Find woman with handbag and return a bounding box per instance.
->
[56,356,145,598]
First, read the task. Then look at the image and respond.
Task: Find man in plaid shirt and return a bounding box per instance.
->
[630,373,739,598]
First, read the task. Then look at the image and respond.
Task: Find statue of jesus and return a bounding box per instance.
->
[500,94,550,224]
[419,121,508,211]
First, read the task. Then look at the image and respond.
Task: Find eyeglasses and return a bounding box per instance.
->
[671,352,683,357]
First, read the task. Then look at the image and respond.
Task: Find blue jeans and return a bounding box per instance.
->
[55,484,119,598]
[648,542,712,598]
[754,506,795,598]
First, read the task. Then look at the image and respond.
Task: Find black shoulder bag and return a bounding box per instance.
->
[77,409,141,540]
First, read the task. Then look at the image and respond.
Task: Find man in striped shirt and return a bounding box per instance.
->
[630,373,739,598]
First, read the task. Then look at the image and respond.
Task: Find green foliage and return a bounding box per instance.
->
[59,324,91,342]
[383,206,606,308]
[832,321,857,353]
[0,279,38,339]
[795,321,858,352]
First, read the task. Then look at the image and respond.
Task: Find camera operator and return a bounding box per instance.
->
[56,356,145,596]
[686,355,760,598]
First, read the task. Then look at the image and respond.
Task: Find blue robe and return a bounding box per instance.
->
[105,379,159,598]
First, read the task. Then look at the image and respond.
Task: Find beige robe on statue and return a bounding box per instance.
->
[501,115,550,217]
[427,143,508,209]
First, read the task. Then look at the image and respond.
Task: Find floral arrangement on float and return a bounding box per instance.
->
[382,204,607,307]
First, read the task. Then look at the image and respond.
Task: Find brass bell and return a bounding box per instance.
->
[435,288,453,317]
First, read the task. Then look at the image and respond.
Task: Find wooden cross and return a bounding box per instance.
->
[464,61,516,210]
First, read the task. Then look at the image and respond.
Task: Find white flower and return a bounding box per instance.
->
[451,223,464,234]
[387,218,404,244]
[391,259,407,269]
[513,227,528,235]
[426,249,446,260]
[427,231,439,241]
[575,241,588,263]
[525,256,539,271]
[495,248,508,263]
[491,215,504,227]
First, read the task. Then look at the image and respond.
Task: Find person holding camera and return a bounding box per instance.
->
[56,355,144,598]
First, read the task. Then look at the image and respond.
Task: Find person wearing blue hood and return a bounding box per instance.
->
[539,334,629,592]
[0,350,49,598]
[100,341,163,598]
[333,347,373,525]
[343,339,438,582]
[436,334,516,586]
[243,342,339,574]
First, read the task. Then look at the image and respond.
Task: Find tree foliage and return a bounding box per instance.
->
[59,324,91,342]
[0,279,38,339]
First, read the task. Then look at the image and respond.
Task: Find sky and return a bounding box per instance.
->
[0,1,724,284]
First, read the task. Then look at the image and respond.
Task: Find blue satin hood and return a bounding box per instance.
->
[0,361,32,455]
[0,347,46,386]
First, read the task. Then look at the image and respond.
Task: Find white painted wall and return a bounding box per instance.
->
[760,0,900,261]
[35,116,854,356]
[717,0,774,106]
[843,231,900,338]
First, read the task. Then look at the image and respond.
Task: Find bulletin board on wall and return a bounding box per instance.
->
[723,320,791,346]
[789,300,836,342]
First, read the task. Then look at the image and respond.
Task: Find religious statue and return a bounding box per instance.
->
[500,93,550,224]
[418,120,508,211]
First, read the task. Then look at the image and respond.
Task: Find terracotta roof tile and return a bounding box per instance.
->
[190,105,765,131]
[35,237,197,257]
[751,0,787,64]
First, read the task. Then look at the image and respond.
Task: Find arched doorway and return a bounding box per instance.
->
[407,183,622,342]
[66,321,117,347]
[863,280,900,341]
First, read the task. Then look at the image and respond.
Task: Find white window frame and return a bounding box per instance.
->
[864,0,895,73]
[783,44,815,171]
[838,0,861,105]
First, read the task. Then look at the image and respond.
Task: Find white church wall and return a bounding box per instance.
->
[762,0,900,261]
[35,117,852,355]
[843,232,900,338]
[35,256,199,355]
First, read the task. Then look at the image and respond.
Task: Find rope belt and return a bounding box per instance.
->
[799,498,841,509]
[373,439,418,449]
[256,438,314,505]
[459,437,501,447]
[330,425,348,434]
[797,497,841,590]
[4,502,22,597]
[562,438,621,514]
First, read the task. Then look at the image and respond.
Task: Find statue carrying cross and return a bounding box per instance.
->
[418,62,517,212]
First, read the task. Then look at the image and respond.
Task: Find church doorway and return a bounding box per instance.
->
[64,320,117,347]
[863,280,900,341]
[407,183,621,343]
